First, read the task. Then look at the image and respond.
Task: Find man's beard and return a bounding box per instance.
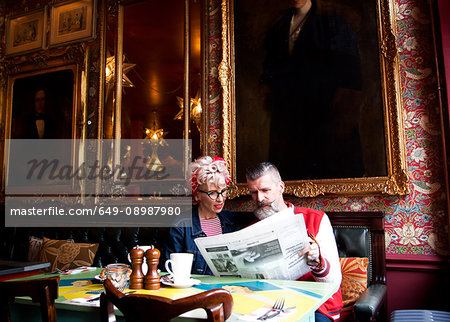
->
[254,200,280,220]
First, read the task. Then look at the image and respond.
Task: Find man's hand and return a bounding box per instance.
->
[298,237,321,268]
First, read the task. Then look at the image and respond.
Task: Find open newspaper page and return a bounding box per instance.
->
[194,208,310,280]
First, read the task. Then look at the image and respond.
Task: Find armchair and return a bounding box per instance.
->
[0,275,60,322]
[328,211,387,322]
[100,279,233,322]
[233,210,387,321]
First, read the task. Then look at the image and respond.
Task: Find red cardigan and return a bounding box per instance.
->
[291,205,343,321]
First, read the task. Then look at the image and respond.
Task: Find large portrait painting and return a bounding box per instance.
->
[9,68,75,140]
[4,65,77,192]
[0,48,86,193]
[219,0,409,197]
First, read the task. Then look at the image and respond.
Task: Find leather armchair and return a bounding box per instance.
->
[232,210,388,321]
[328,211,387,322]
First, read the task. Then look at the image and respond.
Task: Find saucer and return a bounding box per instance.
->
[94,274,106,282]
[161,276,201,288]
[94,275,130,282]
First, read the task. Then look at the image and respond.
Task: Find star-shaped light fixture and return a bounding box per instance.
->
[105,55,136,87]
[143,121,167,172]
[174,90,202,132]
[144,127,166,142]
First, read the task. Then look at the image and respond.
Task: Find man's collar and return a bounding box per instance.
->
[285,201,294,208]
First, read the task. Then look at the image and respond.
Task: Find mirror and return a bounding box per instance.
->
[220,0,409,197]
[104,0,203,162]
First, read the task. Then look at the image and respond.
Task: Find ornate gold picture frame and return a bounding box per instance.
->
[0,45,88,193]
[220,0,409,197]
[49,0,96,46]
[5,8,46,56]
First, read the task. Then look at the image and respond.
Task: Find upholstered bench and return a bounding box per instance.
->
[0,226,170,268]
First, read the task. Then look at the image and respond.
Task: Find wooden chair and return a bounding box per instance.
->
[0,275,60,322]
[100,279,234,322]
[328,211,387,322]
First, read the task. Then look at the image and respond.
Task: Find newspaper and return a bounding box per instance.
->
[194,208,310,280]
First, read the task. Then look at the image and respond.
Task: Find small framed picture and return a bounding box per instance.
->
[5,9,46,56]
[49,0,96,46]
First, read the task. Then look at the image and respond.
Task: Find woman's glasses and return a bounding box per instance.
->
[198,188,230,200]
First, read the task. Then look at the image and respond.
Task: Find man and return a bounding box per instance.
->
[246,162,342,322]
[261,0,364,179]
[21,89,56,139]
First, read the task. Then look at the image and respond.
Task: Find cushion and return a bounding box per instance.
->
[28,236,75,262]
[40,237,99,272]
[340,257,369,307]
[27,236,44,262]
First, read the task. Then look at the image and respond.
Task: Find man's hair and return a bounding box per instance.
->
[245,162,282,182]
[34,89,45,96]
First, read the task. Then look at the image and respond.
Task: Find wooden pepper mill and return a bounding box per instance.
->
[144,246,160,290]
[129,246,145,289]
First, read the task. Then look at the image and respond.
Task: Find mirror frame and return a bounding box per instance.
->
[219,0,409,198]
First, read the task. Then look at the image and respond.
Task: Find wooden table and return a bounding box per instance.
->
[9,267,338,321]
[0,260,50,281]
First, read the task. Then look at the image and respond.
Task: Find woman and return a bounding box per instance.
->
[164,156,235,275]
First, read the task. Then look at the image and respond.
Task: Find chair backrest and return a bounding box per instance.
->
[327,211,386,285]
[100,279,234,322]
[0,275,60,322]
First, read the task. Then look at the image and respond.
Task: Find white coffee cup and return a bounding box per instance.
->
[128,245,153,275]
[165,253,193,285]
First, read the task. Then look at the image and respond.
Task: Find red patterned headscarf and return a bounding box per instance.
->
[190,156,231,199]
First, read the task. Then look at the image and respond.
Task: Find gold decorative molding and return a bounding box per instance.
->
[107,0,119,16]
[0,45,86,75]
[219,0,233,165]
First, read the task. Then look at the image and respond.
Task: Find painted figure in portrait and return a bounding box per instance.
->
[59,7,87,35]
[13,19,38,47]
[262,0,363,179]
[234,0,386,181]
